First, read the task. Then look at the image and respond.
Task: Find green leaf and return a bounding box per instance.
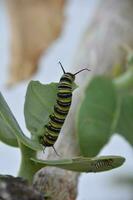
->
[24,81,77,137]
[0,93,19,147]
[24,81,58,136]
[127,51,133,66]
[0,92,41,150]
[77,76,117,156]
[31,155,125,173]
[0,117,18,147]
[115,94,133,145]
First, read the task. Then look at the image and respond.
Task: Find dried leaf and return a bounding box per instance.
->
[6,0,65,86]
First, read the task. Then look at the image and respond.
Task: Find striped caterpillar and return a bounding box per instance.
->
[39,62,90,155]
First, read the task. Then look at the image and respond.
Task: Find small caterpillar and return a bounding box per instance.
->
[39,62,90,155]
[93,159,113,172]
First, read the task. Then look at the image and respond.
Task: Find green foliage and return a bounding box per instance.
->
[77,77,117,156]
[127,51,133,66]
[77,51,133,156]
[32,155,125,173]
[0,93,41,151]
[24,81,77,139]
[0,92,19,147]
[116,94,133,145]
[1,63,132,181]
[24,81,58,138]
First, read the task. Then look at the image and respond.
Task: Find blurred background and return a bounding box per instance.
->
[0,0,133,199]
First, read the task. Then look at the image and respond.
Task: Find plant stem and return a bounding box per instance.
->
[18,142,41,183]
[113,67,133,90]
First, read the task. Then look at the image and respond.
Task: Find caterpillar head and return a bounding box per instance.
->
[59,61,90,81]
[60,72,75,83]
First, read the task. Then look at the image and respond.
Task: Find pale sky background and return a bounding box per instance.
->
[0,0,133,199]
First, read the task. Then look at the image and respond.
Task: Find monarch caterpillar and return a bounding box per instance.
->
[39,62,90,155]
[92,158,113,172]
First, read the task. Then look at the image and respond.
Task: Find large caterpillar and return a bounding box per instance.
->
[39,62,90,154]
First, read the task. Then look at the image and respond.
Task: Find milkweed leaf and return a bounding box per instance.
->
[77,76,117,156]
[24,81,77,137]
[0,92,41,150]
[0,93,19,147]
[31,155,125,173]
[0,117,18,147]
[115,94,133,145]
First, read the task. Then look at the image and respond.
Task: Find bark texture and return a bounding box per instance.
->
[33,0,133,200]
[0,175,43,200]
[6,0,65,86]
